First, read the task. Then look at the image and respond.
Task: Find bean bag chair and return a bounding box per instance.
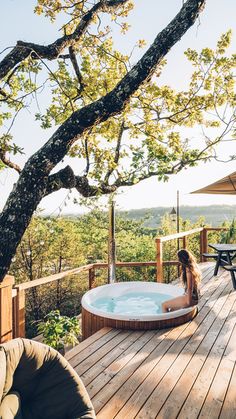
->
[0,338,96,419]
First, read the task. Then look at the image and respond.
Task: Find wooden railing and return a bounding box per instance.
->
[11,261,160,341]
[156,227,203,282]
[0,275,14,343]
[155,226,228,282]
[0,226,228,343]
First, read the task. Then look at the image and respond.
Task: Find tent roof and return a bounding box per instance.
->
[191,171,236,195]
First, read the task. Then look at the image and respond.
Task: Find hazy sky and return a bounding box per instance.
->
[1,0,236,215]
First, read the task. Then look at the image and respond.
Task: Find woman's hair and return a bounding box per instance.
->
[177,249,201,286]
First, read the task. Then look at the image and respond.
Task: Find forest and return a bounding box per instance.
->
[119,205,236,227]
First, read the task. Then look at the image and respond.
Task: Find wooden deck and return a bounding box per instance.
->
[66,263,236,419]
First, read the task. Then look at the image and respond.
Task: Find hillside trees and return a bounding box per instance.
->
[11,213,157,335]
[1,0,236,280]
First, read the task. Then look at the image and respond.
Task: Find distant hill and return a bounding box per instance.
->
[118,205,236,228]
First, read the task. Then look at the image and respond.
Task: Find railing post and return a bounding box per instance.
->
[0,275,14,343]
[156,238,163,282]
[89,267,95,289]
[13,286,25,338]
[200,229,203,262]
[182,236,187,249]
[201,228,208,262]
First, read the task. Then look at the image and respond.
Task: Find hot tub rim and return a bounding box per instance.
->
[81,281,197,322]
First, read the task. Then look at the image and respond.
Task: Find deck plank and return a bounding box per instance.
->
[114,276,231,419]
[219,360,236,419]
[66,326,112,361]
[198,323,236,419]
[126,279,233,419]
[92,268,225,412]
[159,290,236,419]
[69,328,121,367]
[75,330,133,377]
[67,264,236,419]
[80,330,149,386]
[88,330,156,401]
[97,279,228,419]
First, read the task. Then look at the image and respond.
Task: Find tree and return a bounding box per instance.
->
[1,0,234,280]
[10,212,157,335]
[10,216,86,331]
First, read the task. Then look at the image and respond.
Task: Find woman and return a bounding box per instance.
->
[162,249,201,313]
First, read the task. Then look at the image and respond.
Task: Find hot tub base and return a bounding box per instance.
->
[82,306,198,340]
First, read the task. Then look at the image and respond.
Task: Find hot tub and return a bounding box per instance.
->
[81,281,198,339]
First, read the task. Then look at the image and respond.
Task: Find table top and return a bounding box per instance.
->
[209,243,236,252]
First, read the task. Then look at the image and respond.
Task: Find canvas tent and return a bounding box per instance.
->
[191,171,236,195]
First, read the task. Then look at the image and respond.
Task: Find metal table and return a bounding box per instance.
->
[208,243,236,276]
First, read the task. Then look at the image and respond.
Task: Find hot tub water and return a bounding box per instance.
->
[91,292,172,315]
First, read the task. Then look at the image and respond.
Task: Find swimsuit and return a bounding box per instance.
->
[185,283,200,303]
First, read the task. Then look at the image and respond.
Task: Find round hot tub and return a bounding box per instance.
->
[81,282,198,339]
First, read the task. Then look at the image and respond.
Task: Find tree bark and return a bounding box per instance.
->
[0,0,206,281]
[0,0,130,81]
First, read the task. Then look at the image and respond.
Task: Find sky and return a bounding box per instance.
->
[1,0,236,215]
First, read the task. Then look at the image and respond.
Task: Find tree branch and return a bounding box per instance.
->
[69,46,84,96]
[0,0,130,80]
[28,0,206,175]
[46,165,117,197]
[104,120,125,183]
[84,130,91,175]
[0,151,21,173]
[46,166,95,196]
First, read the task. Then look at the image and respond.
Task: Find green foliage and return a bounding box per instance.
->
[220,219,236,244]
[37,310,80,351]
[10,212,157,336]
[11,216,86,282]
[34,0,134,24]
[10,216,88,336]
[1,0,236,189]
[9,208,231,337]
[30,29,236,186]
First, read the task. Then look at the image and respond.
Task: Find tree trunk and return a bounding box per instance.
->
[0,162,49,280]
[0,0,206,281]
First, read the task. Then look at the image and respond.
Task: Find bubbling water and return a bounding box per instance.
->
[91,292,172,315]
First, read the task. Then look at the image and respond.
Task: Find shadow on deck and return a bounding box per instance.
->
[66,262,236,419]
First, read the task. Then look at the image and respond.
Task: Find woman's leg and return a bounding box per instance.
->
[162,295,189,313]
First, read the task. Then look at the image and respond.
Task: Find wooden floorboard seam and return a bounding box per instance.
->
[83,270,223,398]
[66,327,113,361]
[105,284,232,419]
[123,282,235,419]
[92,272,230,416]
[95,272,232,416]
[157,292,236,419]
[219,357,236,419]
[94,283,225,415]
[198,322,236,419]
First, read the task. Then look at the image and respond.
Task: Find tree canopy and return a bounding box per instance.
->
[1,0,236,280]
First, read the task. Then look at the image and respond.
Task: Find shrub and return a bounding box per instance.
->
[37,310,80,352]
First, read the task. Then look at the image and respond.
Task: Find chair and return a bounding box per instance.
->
[0,338,96,419]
